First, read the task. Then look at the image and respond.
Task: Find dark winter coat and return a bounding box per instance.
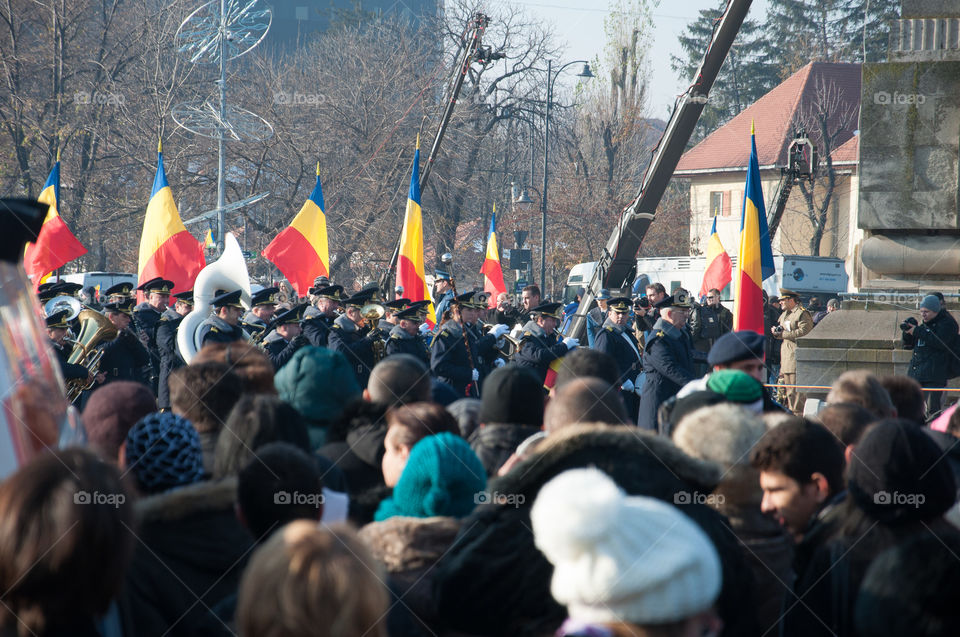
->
[386,325,431,367]
[431,424,759,637]
[51,339,88,380]
[156,308,185,409]
[328,315,377,388]
[592,319,643,421]
[134,303,163,384]
[359,516,461,636]
[97,329,150,386]
[637,318,698,430]
[120,478,254,637]
[468,423,542,477]
[198,316,246,346]
[514,320,569,387]
[689,302,733,352]
[263,332,308,370]
[431,320,483,397]
[302,313,335,348]
[903,309,958,384]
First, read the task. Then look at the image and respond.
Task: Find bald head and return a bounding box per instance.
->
[365,355,431,407]
[544,378,630,434]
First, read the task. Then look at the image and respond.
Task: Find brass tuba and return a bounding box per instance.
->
[65,309,118,402]
[177,233,252,363]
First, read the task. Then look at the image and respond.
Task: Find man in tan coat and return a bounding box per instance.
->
[772,288,814,414]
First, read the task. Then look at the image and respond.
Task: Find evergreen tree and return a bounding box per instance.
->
[670,1,778,141]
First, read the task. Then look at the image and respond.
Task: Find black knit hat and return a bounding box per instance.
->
[480,364,544,427]
[847,419,956,525]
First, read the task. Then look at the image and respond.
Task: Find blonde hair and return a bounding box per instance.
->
[238,521,388,637]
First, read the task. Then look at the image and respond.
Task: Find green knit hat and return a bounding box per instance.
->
[274,346,360,424]
[706,369,763,403]
[374,432,487,521]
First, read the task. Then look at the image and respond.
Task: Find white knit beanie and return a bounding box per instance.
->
[531,468,722,625]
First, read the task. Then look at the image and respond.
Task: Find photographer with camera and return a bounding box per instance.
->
[772,289,814,415]
[902,295,958,417]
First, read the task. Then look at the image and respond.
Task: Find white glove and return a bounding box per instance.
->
[471,368,480,381]
[490,323,510,339]
[562,336,579,350]
[494,358,506,368]
[621,379,635,392]
[419,323,431,335]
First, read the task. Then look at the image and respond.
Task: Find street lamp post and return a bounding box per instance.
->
[539,59,593,297]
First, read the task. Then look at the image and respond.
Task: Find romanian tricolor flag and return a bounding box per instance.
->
[204,228,215,249]
[480,205,506,308]
[137,142,205,297]
[396,138,436,327]
[262,163,330,296]
[24,157,87,287]
[699,216,732,298]
[733,123,776,334]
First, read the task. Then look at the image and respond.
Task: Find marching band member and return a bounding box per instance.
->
[263,304,309,370]
[198,290,247,346]
[302,284,344,348]
[157,290,193,410]
[45,310,91,383]
[515,301,578,387]
[386,302,431,367]
[328,289,381,388]
[97,299,150,386]
[242,287,280,338]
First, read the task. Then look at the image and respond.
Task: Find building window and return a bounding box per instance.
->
[710,191,723,217]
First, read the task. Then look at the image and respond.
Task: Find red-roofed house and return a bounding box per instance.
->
[675,62,862,262]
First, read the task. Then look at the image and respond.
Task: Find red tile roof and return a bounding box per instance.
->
[830,134,859,164]
[675,62,861,175]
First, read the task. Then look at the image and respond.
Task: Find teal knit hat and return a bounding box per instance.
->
[374,432,487,521]
[274,346,361,424]
[706,369,763,403]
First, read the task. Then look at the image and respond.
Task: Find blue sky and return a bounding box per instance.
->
[494,0,772,117]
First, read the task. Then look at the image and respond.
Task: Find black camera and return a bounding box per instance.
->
[900,317,918,331]
[636,297,650,309]
[772,325,784,334]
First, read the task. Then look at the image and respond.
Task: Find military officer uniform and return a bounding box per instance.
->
[263,304,309,370]
[328,289,380,388]
[773,288,814,415]
[431,293,480,397]
[302,284,344,348]
[198,290,248,346]
[592,297,643,421]
[157,290,192,410]
[98,299,150,386]
[515,302,576,388]
[46,310,88,382]
[304,275,331,320]
[242,287,279,338]
[432,269,455,327]
[386,304,431,367]
[134,277,174,393]
[637,291,700,431]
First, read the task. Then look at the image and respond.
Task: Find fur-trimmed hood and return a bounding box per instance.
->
[135,477,237,524]
[493,423,722,501]
[359,515,461,574]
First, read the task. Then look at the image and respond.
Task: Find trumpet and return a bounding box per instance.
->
[359,303,387,364]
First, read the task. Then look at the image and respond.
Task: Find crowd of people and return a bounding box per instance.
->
[20,271,960,637]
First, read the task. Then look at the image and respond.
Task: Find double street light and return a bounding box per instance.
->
[515,59,593,297]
